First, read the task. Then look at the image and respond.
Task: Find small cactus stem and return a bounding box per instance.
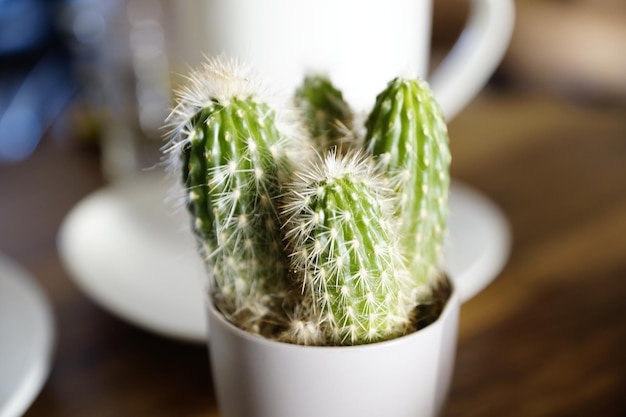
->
[165,56,293,331]
[364,77,451,292]
[282,150,414,345]
[294,75,355,153]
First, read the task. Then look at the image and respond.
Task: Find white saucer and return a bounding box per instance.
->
[58,174,510,343]
[57,174,207,343]
[0,253,54,417]
[445,181,511,302]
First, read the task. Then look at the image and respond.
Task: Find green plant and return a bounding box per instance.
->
[294,75,354,152]
[165,57,296,333]
[281,150,414,345]
[364,77,451,296]
[166,56,450,345]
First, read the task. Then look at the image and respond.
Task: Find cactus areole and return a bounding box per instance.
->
[166,56,451,346]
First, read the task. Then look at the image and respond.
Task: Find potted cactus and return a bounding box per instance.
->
[165,56,459,417]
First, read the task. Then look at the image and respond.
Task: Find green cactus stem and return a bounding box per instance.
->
[294,75,354,152]
[364,77,451,293]
[166,57,293,332]
[282,150,414,345]
[165,57,453,345]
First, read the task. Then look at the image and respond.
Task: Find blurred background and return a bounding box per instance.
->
[0,0,181,174]
[0,1,625,416]
[434,0,626,102]
[1,0,625,169]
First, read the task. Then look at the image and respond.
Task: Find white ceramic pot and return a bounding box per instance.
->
[207,286,460,417]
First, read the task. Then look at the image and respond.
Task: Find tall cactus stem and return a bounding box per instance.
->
[165,57,294,333]
[364,77,451,294]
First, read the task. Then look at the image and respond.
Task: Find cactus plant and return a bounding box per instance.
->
[294,75,355,153]
[281,150,414,345]
[364,77,451,296]
[166,56,451,346]
[165,57,296,333]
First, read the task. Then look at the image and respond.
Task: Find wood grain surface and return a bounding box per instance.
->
[1,88,625,417]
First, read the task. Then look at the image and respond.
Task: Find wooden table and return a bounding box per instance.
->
[1,87,625,417]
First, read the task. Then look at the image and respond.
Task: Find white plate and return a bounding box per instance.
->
[445,181,511,302]
[0,253,54,417]
[58,174,510,343]
[57,174,207,343]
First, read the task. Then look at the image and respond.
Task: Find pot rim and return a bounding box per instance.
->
[207,280,458,352]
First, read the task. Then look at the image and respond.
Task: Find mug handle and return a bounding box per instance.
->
[428,0,515,120]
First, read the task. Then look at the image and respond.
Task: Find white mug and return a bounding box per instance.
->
[187,0,515,119]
